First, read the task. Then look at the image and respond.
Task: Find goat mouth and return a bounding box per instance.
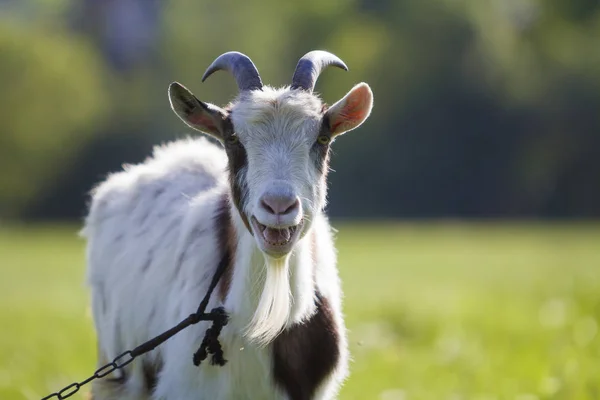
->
[250,216,303,256]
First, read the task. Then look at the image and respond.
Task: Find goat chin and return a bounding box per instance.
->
[244,255,291,346]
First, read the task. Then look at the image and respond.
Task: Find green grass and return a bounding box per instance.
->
[0,223,599,399]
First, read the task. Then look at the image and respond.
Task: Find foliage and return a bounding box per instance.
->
[0,223,598,399]
[1,0,600,219]
[0,19,108,217]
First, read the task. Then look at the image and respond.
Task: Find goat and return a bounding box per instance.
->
[82,50,373,400]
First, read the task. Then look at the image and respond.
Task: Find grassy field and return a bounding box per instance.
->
[0,222,599,399]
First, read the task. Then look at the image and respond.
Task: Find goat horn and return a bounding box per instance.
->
[202,51,263,91]
[291,50,348,93]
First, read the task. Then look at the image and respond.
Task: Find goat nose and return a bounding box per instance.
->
[260,193,300,216]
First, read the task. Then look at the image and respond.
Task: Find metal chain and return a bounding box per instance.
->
[41,351,135,399]
[41,247,231,400]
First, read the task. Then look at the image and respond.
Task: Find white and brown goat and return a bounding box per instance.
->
[82,50,373,400]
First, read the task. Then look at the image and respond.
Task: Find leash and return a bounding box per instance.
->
[41,249,231,399]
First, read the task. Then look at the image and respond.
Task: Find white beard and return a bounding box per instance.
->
[244,255,291,346]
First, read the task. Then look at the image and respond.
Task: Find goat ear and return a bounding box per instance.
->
[324,83,373,137]
[168,82,228,140]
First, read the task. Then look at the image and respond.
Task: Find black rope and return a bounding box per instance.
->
[41,249,231,399]
[191,246,231,366]
[193,307,228,366]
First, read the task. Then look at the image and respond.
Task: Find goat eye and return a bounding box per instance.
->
[317,135,330,145]
[226,135,239,145]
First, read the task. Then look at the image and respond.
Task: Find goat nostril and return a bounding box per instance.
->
[261,199,276,215]
[283,198,300,215]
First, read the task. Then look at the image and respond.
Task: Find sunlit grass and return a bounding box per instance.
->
[0,223,598,399]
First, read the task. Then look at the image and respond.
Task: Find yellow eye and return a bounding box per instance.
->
[226,135,239,145]
[317,135,330,145]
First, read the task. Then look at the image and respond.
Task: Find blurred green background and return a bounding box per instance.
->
[0,0,599,399]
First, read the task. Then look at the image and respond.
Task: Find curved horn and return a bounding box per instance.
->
[202,51,263,91]
[291,50,348,92]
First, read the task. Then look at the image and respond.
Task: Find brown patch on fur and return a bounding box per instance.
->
[142,355,163,394]
[91,344,127,400]
[214,193,235,302]
[222,117,252,234]
[311,115,332,178]
[272,293,340,400]
[91,379,126,400]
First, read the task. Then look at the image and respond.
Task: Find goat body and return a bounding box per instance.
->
[82,51,373,400]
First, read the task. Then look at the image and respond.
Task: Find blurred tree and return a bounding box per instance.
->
[2,0,600,220]
[0,19,109,219]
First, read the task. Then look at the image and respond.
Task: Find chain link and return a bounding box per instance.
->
[41,350,135,399]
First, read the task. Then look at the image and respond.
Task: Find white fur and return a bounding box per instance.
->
[83,87,354,400]
[245,255,291,346]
